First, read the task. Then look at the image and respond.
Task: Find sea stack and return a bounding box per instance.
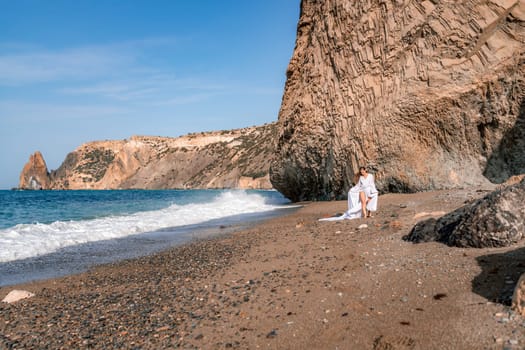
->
[19,151,51,190]
[270,0,525,201]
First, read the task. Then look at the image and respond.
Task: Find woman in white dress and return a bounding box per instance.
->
[319,166,378,221]
[357,166,378,217]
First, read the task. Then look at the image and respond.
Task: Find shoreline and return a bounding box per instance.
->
[1,189,524,349]
[0,206,298,287]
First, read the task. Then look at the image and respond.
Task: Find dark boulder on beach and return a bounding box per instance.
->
[405,177,525,248]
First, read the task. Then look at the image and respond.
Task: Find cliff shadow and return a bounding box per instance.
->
[472,246,525,305]
[483,100,525,183]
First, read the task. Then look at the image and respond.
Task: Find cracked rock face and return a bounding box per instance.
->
[405,177,525,248]
[270,0,525,201]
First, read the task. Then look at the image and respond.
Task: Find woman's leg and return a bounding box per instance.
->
[359,191,367,217]
[366,193,378,212]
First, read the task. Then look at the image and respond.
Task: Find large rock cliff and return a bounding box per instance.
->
[18,151,51,190]
[19,124,277,190]
[270,0,525,201]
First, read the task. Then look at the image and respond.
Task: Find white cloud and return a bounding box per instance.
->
[0,38,229,108]
[57,75,230,103]
[0,47,132,85]
[0,37,179,86]
[249,87,283,95]
[0,100,131,122]
[152,93,219,106]
[0,38,281,114]
[58,82,159,101]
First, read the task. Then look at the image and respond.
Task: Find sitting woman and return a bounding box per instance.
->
[357,166,378,217]
[319,166,378,221]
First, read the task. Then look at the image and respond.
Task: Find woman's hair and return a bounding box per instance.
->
[353,172,360,184]
[359,166,367,172]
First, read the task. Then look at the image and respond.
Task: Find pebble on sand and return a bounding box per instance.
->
[2,290,35,303]
[413,211,446,219]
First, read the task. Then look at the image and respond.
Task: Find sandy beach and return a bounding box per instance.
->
[1,188,525,349]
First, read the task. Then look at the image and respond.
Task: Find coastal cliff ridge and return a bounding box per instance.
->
[19,124,277,190]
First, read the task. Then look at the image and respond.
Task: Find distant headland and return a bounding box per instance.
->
[19,124,277,191]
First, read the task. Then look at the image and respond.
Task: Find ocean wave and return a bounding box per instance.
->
[0,191,287,263]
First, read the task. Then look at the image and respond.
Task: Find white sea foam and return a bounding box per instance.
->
[0,191,287,263]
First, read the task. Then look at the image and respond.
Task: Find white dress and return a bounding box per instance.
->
[359,174,378,213]
[319,174,378,221]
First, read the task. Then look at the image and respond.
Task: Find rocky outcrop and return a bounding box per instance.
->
[19,124,277,190]
[270,0,525,201]
[404,177,525,247]
[19,152,51,190]
[498,173,525,188]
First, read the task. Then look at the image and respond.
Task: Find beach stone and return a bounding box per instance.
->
[405,178,525,248]
[413,212,430,219]
[413,211,446,219]
[511,273,525,316]
[2,290,35,303]
[390,221,402,229]
[373,335,416,350]
[266,329,278,338]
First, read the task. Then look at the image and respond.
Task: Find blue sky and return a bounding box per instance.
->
[0,1,300,189]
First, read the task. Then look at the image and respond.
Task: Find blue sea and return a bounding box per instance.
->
[0,189,293,286]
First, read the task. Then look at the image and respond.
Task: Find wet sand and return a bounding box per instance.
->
[1,189,525,349]
[0,208,297,288]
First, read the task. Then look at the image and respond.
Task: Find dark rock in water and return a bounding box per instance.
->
[405,178,525,248]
